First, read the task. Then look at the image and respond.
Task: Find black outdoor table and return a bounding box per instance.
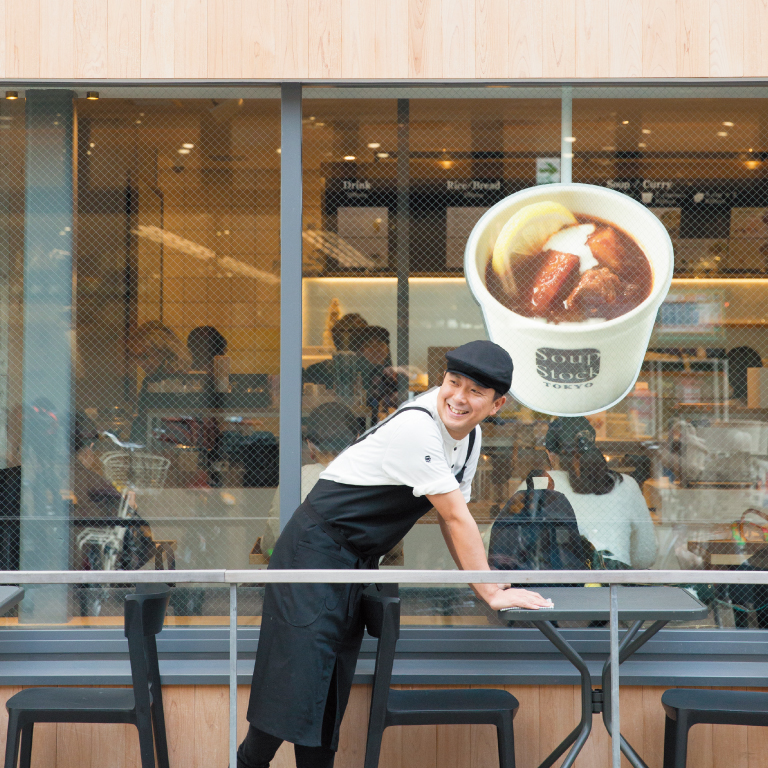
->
[500,586,708,768]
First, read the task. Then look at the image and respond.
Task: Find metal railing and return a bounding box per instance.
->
[2,568,768,768]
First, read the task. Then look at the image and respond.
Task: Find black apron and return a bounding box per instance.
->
[246,407,476,749]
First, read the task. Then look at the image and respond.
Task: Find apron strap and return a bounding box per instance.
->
[350,406,433,446]
[454,426,476,484]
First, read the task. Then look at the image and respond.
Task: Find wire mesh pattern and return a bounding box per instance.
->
[2,85,768,627]
[296,86,768,629]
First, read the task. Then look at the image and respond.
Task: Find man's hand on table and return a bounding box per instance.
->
[486,586,554,611]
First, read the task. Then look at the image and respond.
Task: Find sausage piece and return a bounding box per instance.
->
[530,251,581,313]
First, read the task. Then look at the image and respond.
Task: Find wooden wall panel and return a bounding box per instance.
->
[575,0,610,79]
[709,0,744,77]
[542,0,576,78]
[74,0,108,78]
[340,0,376,79]
[642,0,676,78]
[140,0,174,78]
[207,0,242,78]
[743,0,768,77]
[6,0,40,78]
[508,0,543,79]
[275,0,309,79]
[374,0,409,78]
[441,0,474,79]
[4,0,768,81]
[40,0,74,79]
[174,0,207,78]
[609,0,642,77]
[107,0,141,78]
[675,0,709,77]
[308,0,341,78]
[475,0,508,79]
[409,0,442,78]
[241,0,275,79]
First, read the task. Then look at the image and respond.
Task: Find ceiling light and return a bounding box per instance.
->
[343,155,356,161]
[178,148,191,155]
[638,142,647,148]
[564,136,575,143]
[376,152,389,159]
[723,121,734,127]
[135,120,142,124]
[745,159,761,170]
[439,159,454,170]
[621,120,629,125]
[86,91,99,100]
[4,92,18,101]
[717,131,728,137]
[642,129,651,134]
[182,143,194,149]
[367,142,381,149]
[276,148,281,154]
[89,142,95,148]
[603,145,615,151]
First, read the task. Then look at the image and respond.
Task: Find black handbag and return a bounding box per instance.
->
[488,470,595,571]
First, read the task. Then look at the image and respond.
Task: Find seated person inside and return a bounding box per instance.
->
[522,416,658,570]
[259,402,360,557]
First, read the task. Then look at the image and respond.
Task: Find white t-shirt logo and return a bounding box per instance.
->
[425,456,431,463]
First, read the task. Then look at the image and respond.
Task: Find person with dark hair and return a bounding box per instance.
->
[351,325,401,422]
[726,346,763,402]
[303,314,370,400]
[535,417,657,569]
[238,341,552,768]
[187,325,228,373]
[260,403,361,556]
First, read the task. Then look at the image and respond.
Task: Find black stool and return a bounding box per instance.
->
[362,585,519,768]
[3,587,171,768]
[662,687,768,768]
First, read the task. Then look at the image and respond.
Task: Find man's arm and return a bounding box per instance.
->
[427,488,553,611]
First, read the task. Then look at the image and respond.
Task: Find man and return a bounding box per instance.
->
[238,340,552,768]
[351,325,400,423]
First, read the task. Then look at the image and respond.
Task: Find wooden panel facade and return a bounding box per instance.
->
[0,683,764,768]
[2,0,768,81]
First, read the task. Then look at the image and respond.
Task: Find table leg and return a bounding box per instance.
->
[602,619,668,768]
[532,621,593,768]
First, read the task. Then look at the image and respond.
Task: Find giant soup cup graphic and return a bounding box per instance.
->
[464,183,674,416]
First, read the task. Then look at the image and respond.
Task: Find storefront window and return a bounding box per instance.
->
[4,89,280,625]
[7,84,768,630]
[299,88,562,625]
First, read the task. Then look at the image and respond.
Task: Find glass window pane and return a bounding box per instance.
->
[300,88,561,626]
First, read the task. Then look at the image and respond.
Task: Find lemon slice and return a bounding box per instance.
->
[491,201,577,293]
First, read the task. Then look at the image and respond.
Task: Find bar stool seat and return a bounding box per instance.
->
[5,688,137,717]
[662,688,768,768]
[387,688,517,723]
[3,587,171,768]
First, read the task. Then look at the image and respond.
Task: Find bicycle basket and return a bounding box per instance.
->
[101,451,170,494]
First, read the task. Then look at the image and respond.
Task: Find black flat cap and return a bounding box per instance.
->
[445,340,513,394]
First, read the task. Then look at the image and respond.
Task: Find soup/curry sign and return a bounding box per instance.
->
[485,215,652,323]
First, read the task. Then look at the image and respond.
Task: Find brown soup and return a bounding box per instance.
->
[485,214,652,323]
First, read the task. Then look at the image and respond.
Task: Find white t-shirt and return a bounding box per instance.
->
[520,470,658,568]
[320,388,480,501]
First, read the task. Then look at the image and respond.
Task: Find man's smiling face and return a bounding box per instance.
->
[436,372,506,440]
